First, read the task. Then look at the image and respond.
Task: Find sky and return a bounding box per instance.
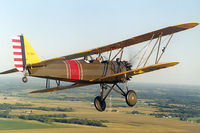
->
[0,0,199,86]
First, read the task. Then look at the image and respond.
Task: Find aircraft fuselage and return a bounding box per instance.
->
[28,59,132,83]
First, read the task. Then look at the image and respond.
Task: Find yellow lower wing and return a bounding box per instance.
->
[30,83,91,93]
[91,62,179,82]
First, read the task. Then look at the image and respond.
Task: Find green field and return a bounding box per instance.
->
[0,119,71,130]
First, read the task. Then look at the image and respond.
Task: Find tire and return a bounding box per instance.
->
[94,96,106,112]
[22,77,28,83]
[125,90,137,107]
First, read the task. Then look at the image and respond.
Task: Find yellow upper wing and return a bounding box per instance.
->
[91,62,179,82]
[32,22,198,67]
[63,22,198,59]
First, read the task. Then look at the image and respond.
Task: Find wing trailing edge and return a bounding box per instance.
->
[30,83,92,93]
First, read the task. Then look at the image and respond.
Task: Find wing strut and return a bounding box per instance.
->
[133,33,174,68]
[137,34,155,68]
[156,34,174,64]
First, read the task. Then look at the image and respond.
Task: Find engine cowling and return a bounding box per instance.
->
[121,61,132,80]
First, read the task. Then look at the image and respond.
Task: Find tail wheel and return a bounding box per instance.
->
[94,96,106,112]
[125,90,137,107]
[22,77,28,83]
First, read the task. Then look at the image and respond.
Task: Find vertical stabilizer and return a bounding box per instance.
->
[23,35,40,65]
[12,35,40,72]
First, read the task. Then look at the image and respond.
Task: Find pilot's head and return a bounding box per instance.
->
[116,58,119,62]
[96,57,101,62]
[84,56,88,60]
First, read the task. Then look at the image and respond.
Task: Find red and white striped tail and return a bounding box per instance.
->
[12,35,24,72]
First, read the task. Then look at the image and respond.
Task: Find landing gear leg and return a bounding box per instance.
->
[56,80,61,87]
[94,84,108,112]
[22,70,29,83]
[115,84,137,107]
[46,78,50,88]
[93,83,137,111]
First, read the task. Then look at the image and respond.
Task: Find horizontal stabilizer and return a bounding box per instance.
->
[0,68,18,74]
[30,83,91,93]
[91,61,179,82]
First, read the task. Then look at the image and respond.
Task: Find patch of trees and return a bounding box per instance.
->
[31,107,73,112]
[0,103,73,112]
[53,118,107,127]
[149,103,177,109]
[0,111,107,127]
[15,103,32,106]
[153,97,200,106]
[131,111,144,115]
[112,105,127,108]
[196,119,200,123]
[24,96,94,102]
[19,115,53,123]
[0,110,67,119]
[43,114,67,118]
[0,110,11,118]
[158,108,200,118]
[150,113,191,121]
[146,97,200,123]
[148,103,200,122]
[149,113,169,118]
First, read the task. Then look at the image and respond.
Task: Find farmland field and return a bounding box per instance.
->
[0,119,71,130]
[0,78,199,133]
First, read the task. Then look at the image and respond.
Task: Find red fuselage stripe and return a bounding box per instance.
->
[66,60,80,80]
[63,60,69,79]
[76,60,83,80]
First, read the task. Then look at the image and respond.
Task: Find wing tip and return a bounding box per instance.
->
[29,88,57,93]
[172,22,199,29]
[170,61,179,66]
[29,90,41,93]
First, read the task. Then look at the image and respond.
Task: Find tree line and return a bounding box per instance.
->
[0,103,73,112]
[0,110,107,127]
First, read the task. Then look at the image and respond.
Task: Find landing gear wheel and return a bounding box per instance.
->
[125,90,137,107]
[22,77,28,83]
[94,96,106,112]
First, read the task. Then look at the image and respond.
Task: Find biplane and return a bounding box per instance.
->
[0,22,198,111]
